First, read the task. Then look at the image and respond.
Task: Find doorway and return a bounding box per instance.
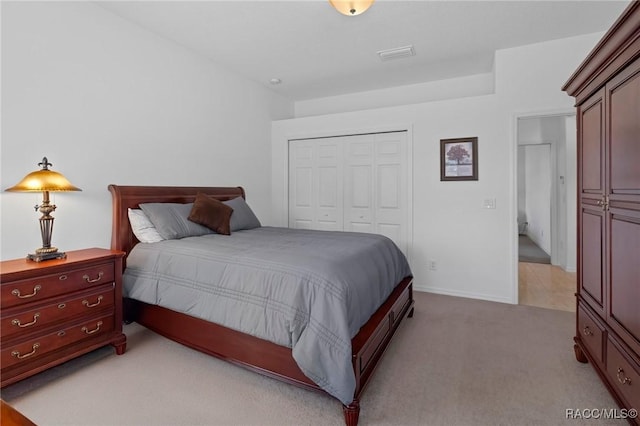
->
[516,113,577,311]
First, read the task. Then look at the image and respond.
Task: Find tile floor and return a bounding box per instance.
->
[518,262,576,312]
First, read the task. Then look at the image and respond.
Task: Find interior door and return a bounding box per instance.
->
[288,138,343,231]
[344,134,375,234]
[289,139,315,229]
[373,132,408,254]
[316,138,343,231]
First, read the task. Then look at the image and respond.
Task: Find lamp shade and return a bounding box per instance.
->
[329,0,374,16]
[5,157,81,192]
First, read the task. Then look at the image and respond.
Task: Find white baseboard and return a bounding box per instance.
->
[412,283,515,305]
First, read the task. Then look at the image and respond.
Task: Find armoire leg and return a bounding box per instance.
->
[574,343,588,363]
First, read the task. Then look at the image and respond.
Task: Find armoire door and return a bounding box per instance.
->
[604,56,640,357]
[578,88,607,317]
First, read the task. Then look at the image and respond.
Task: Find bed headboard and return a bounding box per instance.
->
[108,185,246,261]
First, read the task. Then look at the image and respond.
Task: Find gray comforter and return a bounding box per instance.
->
[123,226,412,405]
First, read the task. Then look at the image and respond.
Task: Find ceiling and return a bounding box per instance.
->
[96,0,630,101]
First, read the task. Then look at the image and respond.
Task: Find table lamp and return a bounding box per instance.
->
[5,157,82,262]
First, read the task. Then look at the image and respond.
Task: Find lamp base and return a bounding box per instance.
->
[27,251,67,262]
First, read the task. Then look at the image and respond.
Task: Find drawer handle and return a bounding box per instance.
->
[82,321,103,335]
[12,313,40,328]
[82,296,104,308]
[11,285,42,299]
[83,272,104,284]
[59,275,68,281]
[616,368,632,386]
[12,343,40,360]
[582,326,594,337]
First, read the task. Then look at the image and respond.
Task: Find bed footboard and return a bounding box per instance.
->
[123,277,413,426]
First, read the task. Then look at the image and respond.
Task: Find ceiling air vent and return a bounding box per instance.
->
[377,45,415,61]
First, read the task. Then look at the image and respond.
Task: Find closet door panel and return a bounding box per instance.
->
[374,132,408,254]
[289,141,315,229]
[316,139,343,231]
[345,136,375,233]
[317,165,341,230]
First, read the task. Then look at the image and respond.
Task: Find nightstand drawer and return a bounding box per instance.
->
[1,262,114,309]
[1,314,115,370]
[1,284,115,340]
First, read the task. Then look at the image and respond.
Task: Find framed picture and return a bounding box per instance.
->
[440,137,478,181]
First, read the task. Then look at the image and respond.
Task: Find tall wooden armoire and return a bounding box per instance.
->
[562,2,639,421]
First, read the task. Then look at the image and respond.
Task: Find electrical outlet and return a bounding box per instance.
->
[429,259,437,271]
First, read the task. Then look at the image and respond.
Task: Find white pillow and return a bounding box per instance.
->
[128,208,164,243]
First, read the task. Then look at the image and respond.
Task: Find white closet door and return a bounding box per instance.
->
[316,138,343,231]
[373,132,408,254]
[344,134,375,233]
[288,138,343,231]
[289,139,315,229]
[289,131,408,254]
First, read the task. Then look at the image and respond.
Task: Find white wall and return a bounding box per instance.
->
[273,33,603,303]
[0,2,293,260]
[295,73,494,118]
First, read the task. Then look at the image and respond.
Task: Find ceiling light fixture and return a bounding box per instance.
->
[377,45,415,61]
[329,0,374,16]
[269,78,282,85]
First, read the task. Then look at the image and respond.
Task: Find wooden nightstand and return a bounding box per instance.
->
[0,248,126,387]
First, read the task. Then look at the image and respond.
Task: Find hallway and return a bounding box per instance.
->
[518,262,576,312]
[518,234,551,264]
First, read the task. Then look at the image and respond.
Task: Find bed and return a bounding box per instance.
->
[109,185,414,426]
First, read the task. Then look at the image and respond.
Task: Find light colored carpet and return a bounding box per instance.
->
[1,292,624,426]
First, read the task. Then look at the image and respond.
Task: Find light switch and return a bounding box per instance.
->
[483,198,496,209]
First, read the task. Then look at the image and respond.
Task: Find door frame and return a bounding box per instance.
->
[511,108,575,304]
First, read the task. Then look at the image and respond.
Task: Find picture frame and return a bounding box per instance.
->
[440,137,478,181]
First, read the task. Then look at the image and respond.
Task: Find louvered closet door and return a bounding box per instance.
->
[288,138,343,231]
[289,131,408,255]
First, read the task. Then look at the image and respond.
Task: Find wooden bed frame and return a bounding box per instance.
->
[108,184,414,426]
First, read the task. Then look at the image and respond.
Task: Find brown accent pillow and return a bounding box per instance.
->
[188,193,233,235]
